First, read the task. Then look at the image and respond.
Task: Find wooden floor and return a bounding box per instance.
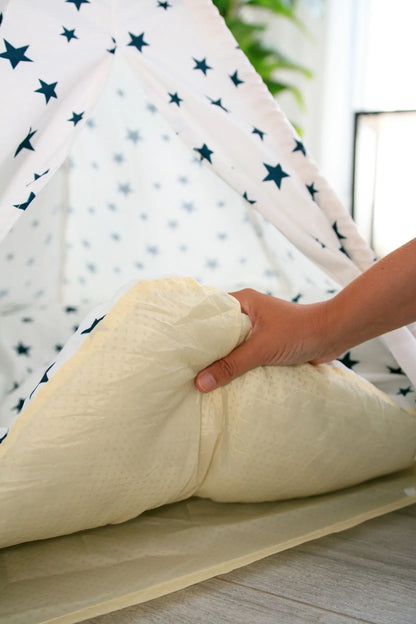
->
[82,504,416,624]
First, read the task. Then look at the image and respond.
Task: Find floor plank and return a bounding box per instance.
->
[222,506,416,624]
[83,577,371,624]
[81,505,416,624]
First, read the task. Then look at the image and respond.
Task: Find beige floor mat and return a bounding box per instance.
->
[1,465,415,624]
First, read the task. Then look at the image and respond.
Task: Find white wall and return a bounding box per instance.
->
[265,0,416,213]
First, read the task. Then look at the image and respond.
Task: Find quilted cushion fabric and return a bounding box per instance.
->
[0,277,415,548]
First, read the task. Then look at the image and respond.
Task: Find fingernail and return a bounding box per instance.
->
[197,372,217,392]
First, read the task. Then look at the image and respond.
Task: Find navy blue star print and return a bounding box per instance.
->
[263,163,290,189]
[31,169,49,182]
[293,139,306,155]
[169,92,183,106]
[387,365,405,375]
[61,27,78,42]
[107,37,117,54]
[338,352,359,369]
[230,70,244,86]
[194,143,214,163]
[243,191,256,204]
[0,39,33,69]
[68,111,84,125]
[13,192,36,211]
[306,182,318,200]
[14,342,31,356]
[157,1,172,8]
[208,97,228,112]
[128,32,149,53]
[314,237,326,249]
[193,57,212,75]
[14,128,37,157]
[332,222,347,240]
[397,386,413,396]
[66,0,90,10]
[12,398,25,413]
[252,127,265,140]
[35,79,58,104]
[80,315,105,334]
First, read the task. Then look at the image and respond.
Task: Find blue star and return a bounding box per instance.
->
[397,386,413,396]
[13,192,36,211]
[306,182,318,200]
[146,245,159,255]
[107,37,117,54]
[263,163,290,189]
[208,97,228,112]
[230,70,244,86]
[243,191,256,204]
[68,111,84,125]
[314,237,326,249]
[66,0,90,10]
[338,351,359,369]
[194,143,214,163]
[38,363,54,384]
[169,92,183,106]
[81,316,105,334]
[0,39,32,69]
[193,57,212,75]
[387,365,405,375]
[113,153,124,164]
[206,258,219,270]
[14,128,37,157]
[31,169,49,182]
[118,182,132,195]
[128,32,149,53]
[14,342,31,356]
[12,399,25,413]
[126,129,141,143]
[61,27,78,42]
[157,1,171,7]
[182,201,196,212]
[35,79,58,104]
[252,127,265,140]
[293,139,306,155]
[332,221,347,240]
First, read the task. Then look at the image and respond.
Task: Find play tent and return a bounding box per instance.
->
[0,1,415,623]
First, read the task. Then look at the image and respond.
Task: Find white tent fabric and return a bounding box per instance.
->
[0,0,415,413]
[1,2,416,622]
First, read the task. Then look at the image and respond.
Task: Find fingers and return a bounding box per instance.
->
[195,338,262,393]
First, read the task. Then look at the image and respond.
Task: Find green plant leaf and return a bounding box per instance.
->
[213,0,232,17]
[212,0,316,132]
[246,39,313,78]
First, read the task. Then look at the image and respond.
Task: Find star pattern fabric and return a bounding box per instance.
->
[0,0,415,441]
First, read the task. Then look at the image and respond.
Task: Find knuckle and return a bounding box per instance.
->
[217,357,237,381]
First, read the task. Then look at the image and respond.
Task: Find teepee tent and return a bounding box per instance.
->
[0,1,415,623]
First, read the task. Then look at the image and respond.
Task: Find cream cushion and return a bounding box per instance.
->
[0,276,415,548]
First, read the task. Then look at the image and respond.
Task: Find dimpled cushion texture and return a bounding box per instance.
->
[0,277,415,548]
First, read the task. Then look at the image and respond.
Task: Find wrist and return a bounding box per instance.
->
[307,297,348,364]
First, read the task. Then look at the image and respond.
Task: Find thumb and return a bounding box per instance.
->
[195,339,261,392]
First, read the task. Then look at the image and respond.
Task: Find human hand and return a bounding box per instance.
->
[195,288,335,393]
